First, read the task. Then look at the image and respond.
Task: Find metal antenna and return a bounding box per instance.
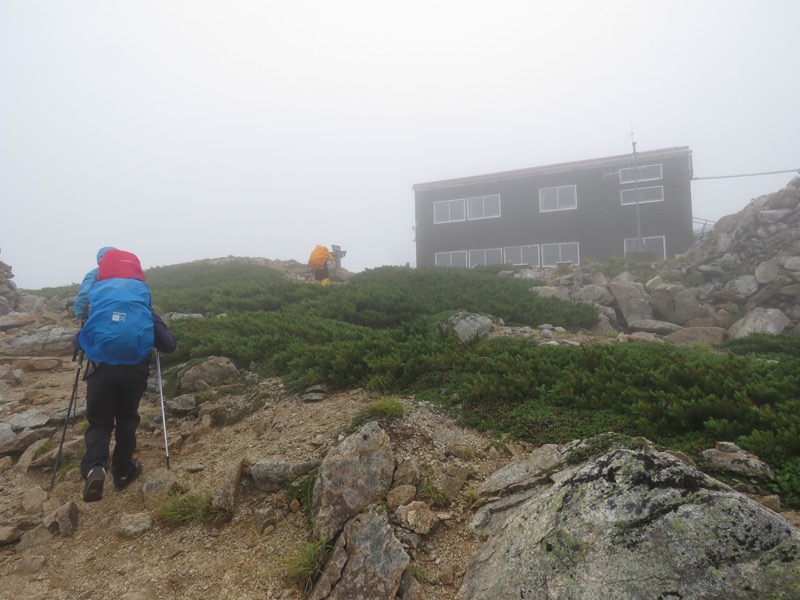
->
[630,126,645,253]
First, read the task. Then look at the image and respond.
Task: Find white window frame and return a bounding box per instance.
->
[433,199,466,224]
[623,235,666,260]
[467,194,501,220]
[620,186,664,206]
[435,250,468,268]
[541,242,580,267]
[468,248,503,268]
[503,245,540,267]
[619,163,663,184]
[539,185,577,212]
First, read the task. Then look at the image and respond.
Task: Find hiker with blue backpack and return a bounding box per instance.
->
[73,246,115,320]
[71,249,177,502]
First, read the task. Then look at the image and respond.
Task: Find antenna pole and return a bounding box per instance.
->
[631,130,645,253]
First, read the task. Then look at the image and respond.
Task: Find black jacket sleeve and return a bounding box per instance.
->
[153,312,178,353]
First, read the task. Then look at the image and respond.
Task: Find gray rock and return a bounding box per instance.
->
[43,501,79,537]
[649,283,708,325]
[754,260,781,284]
[663,326,726,346]
[142,467,180,511]
[784,256,800,271]
[0,525,21,545]
[445,312,499,344]
[396,500,439,534]
[179,356,240,393]
[118,512,153,538]
[0,422,15,445]
[701,442,775,480]
[10,408,49,431]
[608,280,653,325]
[15,524,54,553]
[249,457,319,492]
[626,318,682,335]
[0,325,75,356]
[165,394,199,417]
[728,307,792,338]
[571,284,614,305]
[309,511,409,600]
[312,421,394,541]
[211,457,246,518]
[459,447,800,599]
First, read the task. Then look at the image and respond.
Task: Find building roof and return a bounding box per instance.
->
[412,146,691,192]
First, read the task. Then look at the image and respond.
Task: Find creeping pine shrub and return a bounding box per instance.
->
[768,457,800,508]
[721,333,800,358]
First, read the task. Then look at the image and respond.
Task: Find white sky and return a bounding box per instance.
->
[2,0,798,289]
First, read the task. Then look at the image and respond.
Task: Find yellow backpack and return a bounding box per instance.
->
[307,245,331,269]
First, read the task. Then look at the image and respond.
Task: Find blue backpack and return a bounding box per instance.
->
[79,278,154,365]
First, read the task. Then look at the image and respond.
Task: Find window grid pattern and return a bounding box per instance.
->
[620,186,664,205]
[624,235,666,260]
[619,163,663,184]
[433,199,466,224]
[503,245,540,267]
[541,242,580,267]
[435,251,468,267]
[469,248,503,268]
[467,194,501,220]
[539,185,577,212]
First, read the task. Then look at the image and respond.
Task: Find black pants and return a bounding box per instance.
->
[80,363,148,480]
[313,264,329,281]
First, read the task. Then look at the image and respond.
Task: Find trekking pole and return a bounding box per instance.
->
[156,350,170,469]
[50,348,84,490]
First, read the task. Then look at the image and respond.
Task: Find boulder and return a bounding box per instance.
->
[459,446,800,599]
[312,421,393,541]
[309,511,409,600]
[728,308,792,338]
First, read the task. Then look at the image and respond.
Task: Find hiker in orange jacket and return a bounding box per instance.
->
[307,245,335,286]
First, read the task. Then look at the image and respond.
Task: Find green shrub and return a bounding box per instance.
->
[140,263,800,509]
[721,333,800,358]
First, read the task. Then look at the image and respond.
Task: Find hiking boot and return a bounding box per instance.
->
[82,466,106,503]
[114,460,143,491]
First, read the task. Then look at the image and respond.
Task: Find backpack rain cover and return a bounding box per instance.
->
[308,245,330,270]
[79,278,154,365]
[97,249,146,282]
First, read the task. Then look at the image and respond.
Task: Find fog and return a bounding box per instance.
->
[2,1,798,289]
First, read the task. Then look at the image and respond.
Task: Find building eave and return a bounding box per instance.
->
[412,146,692,192]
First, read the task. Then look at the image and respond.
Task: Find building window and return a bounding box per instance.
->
[434,199,466,224]
[539,185,577,212]
[624,236,666,260]
[467,194,501,220]
[469,248,503,267]
[504,245,540,267]
[435,251,467,267]
[619,163,662,184]
[541,242,580,267]
[620,186,664,205]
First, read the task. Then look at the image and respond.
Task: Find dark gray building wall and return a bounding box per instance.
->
[413,147,693,268]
